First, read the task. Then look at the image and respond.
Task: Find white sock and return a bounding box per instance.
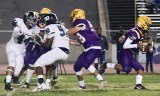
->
[37,75,43,79]
[79,80,85,87]
[26,69,34,84]
[46,79,51,83]
[87,65,96,73]
[96,74,103,81]
[6,75,12,83]
[136,75,143,84]
[107,63,116,68]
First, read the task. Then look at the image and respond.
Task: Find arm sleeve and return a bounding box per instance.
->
[123,38,138,49]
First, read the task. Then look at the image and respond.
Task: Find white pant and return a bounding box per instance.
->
[6,43,25,75]
[34,47,69,67]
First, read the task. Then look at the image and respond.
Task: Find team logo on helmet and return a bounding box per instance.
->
[137,16,152,31]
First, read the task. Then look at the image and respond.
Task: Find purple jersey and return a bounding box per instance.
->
[73,19,101,49]
[124,27,143,52]
[121,27,144,72]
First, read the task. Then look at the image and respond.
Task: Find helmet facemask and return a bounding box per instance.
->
[24,11,39,29]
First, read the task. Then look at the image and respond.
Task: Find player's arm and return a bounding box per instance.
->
[69,39,81,46]
[66,24,86,35]
[12,20,26,44]
[35,35,53,48]
[123,37,138,49]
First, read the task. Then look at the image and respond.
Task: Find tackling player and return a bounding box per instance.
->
[99,16,152,89]
[4,11,39,90]
[32,8,69,91]
[67,9,106,90]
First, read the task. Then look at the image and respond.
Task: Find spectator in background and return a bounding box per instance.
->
[146,0,155,14]
[116,26,125,75]
[154,0,160,13]
[133,48,140,61]
[146,36,155,73]
[94,27,109,71]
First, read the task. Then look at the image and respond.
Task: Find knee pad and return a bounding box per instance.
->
[6,67,14,73]
[28,64,34,70]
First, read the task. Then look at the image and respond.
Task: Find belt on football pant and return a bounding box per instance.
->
[59,47,69,54]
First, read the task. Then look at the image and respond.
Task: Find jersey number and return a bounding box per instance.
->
[57,25,65,36]
[76,33,86,43]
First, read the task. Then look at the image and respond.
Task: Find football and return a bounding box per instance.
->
[139,42,149,54]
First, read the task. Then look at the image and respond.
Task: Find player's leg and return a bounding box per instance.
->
[5,50,16,90]
[94,58,99,71]
[21,64,34,88]
[21,44,37,88]
[98,62,122,75]
[33,48,68,91]
[51,63,58,86]
[83,49,106,89]
[74,54,86,90]
[131,57,145,89]
[45,65,52,90]
[13,54,24,84]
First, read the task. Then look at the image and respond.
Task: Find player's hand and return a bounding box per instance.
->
[137,41,143,49]
[35,35,41,43]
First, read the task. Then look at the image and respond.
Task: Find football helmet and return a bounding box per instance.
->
[39,13,58,25]
[40,8,52,14]
[137,16,152,31]
[23,11,39,29]
[69,9,85,22]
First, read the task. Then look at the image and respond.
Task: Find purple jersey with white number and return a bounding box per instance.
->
[121,26,144,72]
[72,19,101,72]
[73,19,101,49]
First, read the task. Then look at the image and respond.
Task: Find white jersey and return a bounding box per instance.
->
[45,24,69,49]
[7,18,33,49]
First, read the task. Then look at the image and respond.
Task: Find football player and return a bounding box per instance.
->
[4,11,39,90]
[20,19,51,89]
[99,16,152,89]
[32,8,69,91]
[66,9,106,90]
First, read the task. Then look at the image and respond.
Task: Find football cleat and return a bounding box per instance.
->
[98,62,107,75]
[20,82,30,88]
[4,78,13,90]
[98,80,106,89]
[12,76,20,84]
[134,84,146,90]
[51,76,58,86]
[45,80,51,90]
[79,85,86,90]
[32,83,47,92]
[5,83,13,90]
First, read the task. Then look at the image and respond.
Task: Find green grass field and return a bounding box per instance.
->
[1,74,160,96]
